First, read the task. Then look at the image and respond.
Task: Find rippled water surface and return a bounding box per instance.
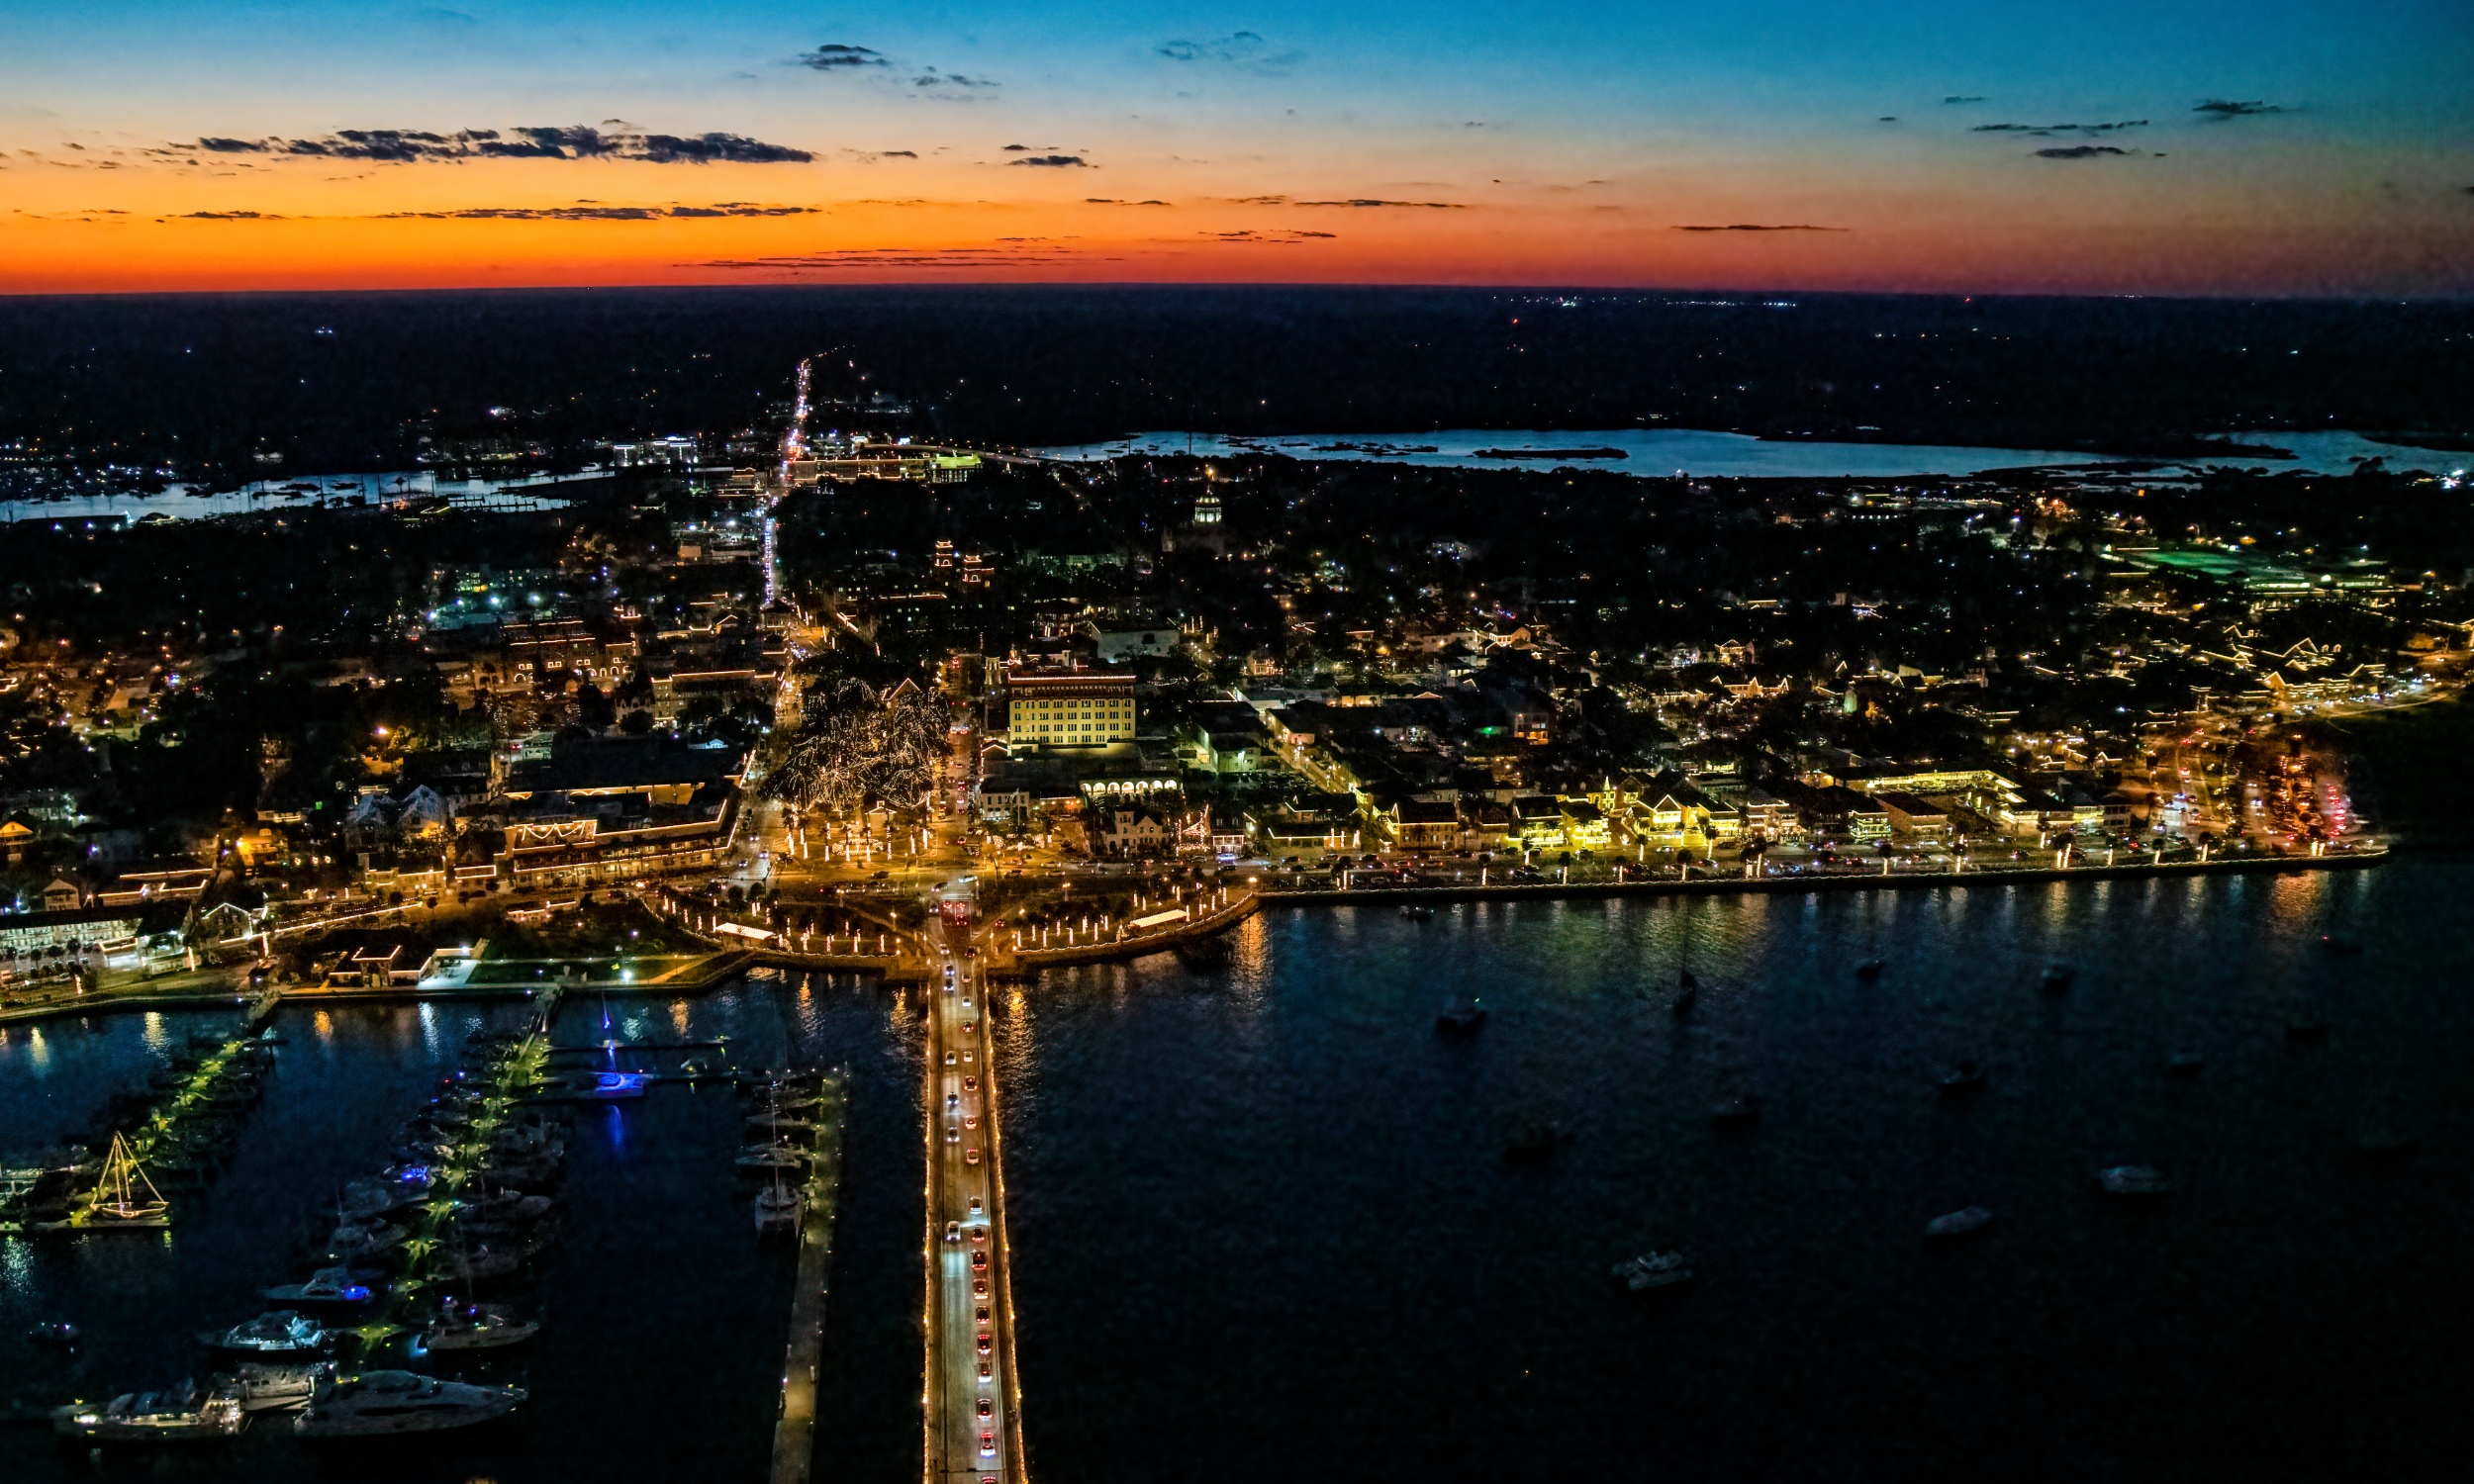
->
[8,865,2470,1481]
[998,865,2474,1482]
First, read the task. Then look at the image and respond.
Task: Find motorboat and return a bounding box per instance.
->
[200,1311,330,1356]
[459,1190,554,1224]
[28,1319,81,1349]
[223,1362,329,1412]
[491,1118,567,1156]
[1855,959,1885,979]
[1435,995,1487,1033]
[292,1370,525,1437]
[416,1301,540,1353]
[2041,962,2076,993]
[2098,1165,2173,1196]
[329,1220,408,1259]
[747,1113,816,1134]
[1938,1062,1987,1095]
[264,1266,382,1306]
[453,1214,557,1252]
[1612,1252,1693,1290]
[1398,904,1435,921]
[2165,1052,2206,1078]
[755,1183,803,1235]
[339,1178,421,1222]
[478,1155,559,1189]
[53,1381,243,1441]
[1925,1206,1996,1240]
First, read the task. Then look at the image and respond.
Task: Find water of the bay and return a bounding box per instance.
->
[7,864,2468,1481]
[998,863,2472,1482]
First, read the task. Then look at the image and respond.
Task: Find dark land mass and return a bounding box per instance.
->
[3,287,2473,489]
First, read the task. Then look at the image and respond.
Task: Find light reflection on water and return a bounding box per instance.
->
[1001,865,2462,1483]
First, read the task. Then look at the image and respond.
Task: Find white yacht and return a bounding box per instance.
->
[293,1370,525,1437]
[1924,1206,1996,1239]
[200,1311,330,1355]
[329,1219,408,1258]
[2098,1165,2173,1196]
[1612,1252,1694,1290]
[54,1381,243,1441]
[416,1302,540,1353]
[264,1266,383,1306]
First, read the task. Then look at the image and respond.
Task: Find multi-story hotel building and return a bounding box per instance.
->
[1005,669,1137,749]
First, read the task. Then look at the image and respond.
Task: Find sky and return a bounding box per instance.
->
[3,1,2469,296]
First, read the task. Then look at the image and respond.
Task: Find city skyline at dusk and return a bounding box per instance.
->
[5,0,2470,296]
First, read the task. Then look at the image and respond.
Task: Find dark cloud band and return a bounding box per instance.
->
[188,126,810,164]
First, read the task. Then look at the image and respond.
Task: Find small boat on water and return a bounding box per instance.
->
[1435,995,1488,1033]
[1924,1206,1996,1240]
[2320,933,2365,956]
[28,1320,81,1349]
[1612,1252,1693,1290]
[200,1311,330,1356]
[1855,959,1885,979]
[2098,1165,2173,1196]
[2165,1052,2206,1079]
[1709,1093,1762,1127]
[1938,1062,1986,1095]
[292,1370,525,1438]
[2041,962,2076,993]
[264,1267,381,1306]
[415,1301,539,1353]
[756,1181,803,1234]
[54,1381,243,1441]
[2285,1018,2330,1044]
[1398,904,1435,921]
[223,1362,328,1412]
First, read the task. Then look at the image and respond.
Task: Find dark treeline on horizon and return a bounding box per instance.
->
[3,286,2472,485]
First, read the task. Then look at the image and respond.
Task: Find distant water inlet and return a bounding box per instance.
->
[1034,426,2471,478]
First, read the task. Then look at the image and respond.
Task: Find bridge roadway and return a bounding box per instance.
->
[923,911,1024,1484]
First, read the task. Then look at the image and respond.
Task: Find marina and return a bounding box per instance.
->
[1,971,894,1484]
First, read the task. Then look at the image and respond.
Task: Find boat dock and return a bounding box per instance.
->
[768,1074,847,1484]
[4,1032,272,1234]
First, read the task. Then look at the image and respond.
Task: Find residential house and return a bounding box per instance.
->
[1390,799,1462,853]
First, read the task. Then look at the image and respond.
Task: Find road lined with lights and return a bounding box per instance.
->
[924,909,1024,1484]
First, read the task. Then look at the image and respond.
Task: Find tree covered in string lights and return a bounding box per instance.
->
[762,677,945,816]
